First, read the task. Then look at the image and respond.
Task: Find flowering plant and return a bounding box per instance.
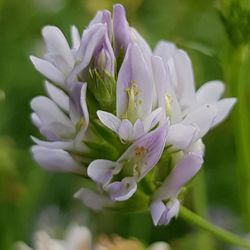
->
[30,3,236,226]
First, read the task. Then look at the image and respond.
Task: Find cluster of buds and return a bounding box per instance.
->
[30,4,236,225]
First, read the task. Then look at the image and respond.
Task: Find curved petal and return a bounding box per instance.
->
[116,43,153,119]
[119,122,168,179]
[70,25,81,50]
[182,104,218,139]
[212,98,236,127]
[45,81,69,112]
[113,4,131,55]
[150,199,180,226]
[97,110,121,133]
[118,119,134,141]
[31,112,42,128]
[31,145,81,173]
[87,159,122,186]
[196,80,225,105]
[154,153,203,200]
[167,124,198,149]
[151,56,181,123]
[74,188,114,211]
[142,108,163,132]
[153,40,177,59]
[67,24,106,84]
[106,177,137,201]
[172,50,196,110]
[133,119,145,140]
[31,136,73,150]
[31,96,73,127]
[42,25,74,67]
[30,56,65,86]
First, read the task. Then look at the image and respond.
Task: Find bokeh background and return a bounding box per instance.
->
[1,0,249,249]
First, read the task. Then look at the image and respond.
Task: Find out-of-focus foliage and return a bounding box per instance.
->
[0,0,248,249]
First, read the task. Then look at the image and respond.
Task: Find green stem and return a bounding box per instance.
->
[179,206,250,249]
[223,44,250,229]
[192,172,214,250]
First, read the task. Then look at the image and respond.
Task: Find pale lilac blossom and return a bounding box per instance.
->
[30,3,236,226]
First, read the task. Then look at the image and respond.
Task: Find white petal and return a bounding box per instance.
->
[196,80,225,105]
[31,136,73,150]
[74,188,114,211]
[148,242,171,250]
[142,108,163,132]
[154,153,203,200]
[133,119,145,139]
[212,98,236,127]
[70,25,81,49]
[67,24,106,84]
[154,40,177,59]
[30,56,65,86]
[106,177,137,201]
[31,145,81,173]
[118,119,134,141]
[31,113,42,128]
[45,81,69,112]
[74,83,90,149]
[42,25,74,67]
[172,50,197,109]
[183,104,218,139]
[87,159,122,186]
[97,110,121,133]
[167,124,199,149]
[65,225,91,250]
[116,43,153,118]
[31,96,72,127]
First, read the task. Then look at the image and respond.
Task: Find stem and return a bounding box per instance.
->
[192,172,214,250]
[179,206,250,249]
[223,44,250,229]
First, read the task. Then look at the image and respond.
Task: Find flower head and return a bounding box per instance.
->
[30,3,236,226]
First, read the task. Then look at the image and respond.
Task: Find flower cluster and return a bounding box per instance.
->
[16,224,170,250]
[30,4,236,225]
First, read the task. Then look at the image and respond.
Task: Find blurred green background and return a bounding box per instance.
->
[0,0,249,249]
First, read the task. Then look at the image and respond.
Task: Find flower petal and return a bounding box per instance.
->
[212,98,236,127]
[142,108,163,132]
[151,56,181,123]
[31,145,81,173]
[167,124,198,149]
[171,50,196,110]
[74,188,114,211]
[31,96,73,127]
[182,104,218,139]
[113,4,131,55]
[45,81,69,112]
[119,122,168,179]
[30,56,65,86]
[154,153,203,200]
[196,80,225,105]
[118,119,134,141]
[67,24,106,84]
[31,136,73,150]
[116,43,153,119]
[154,40,177,59]
[42,25,74,67]
[70,25,81,50]
[87,159,122,186]
[106,177,137,201]
[97,110,121,133]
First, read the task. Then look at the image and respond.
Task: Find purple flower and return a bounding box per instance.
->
[150,152,203,225]
[87,123,168,201]
[97,44,162,142]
